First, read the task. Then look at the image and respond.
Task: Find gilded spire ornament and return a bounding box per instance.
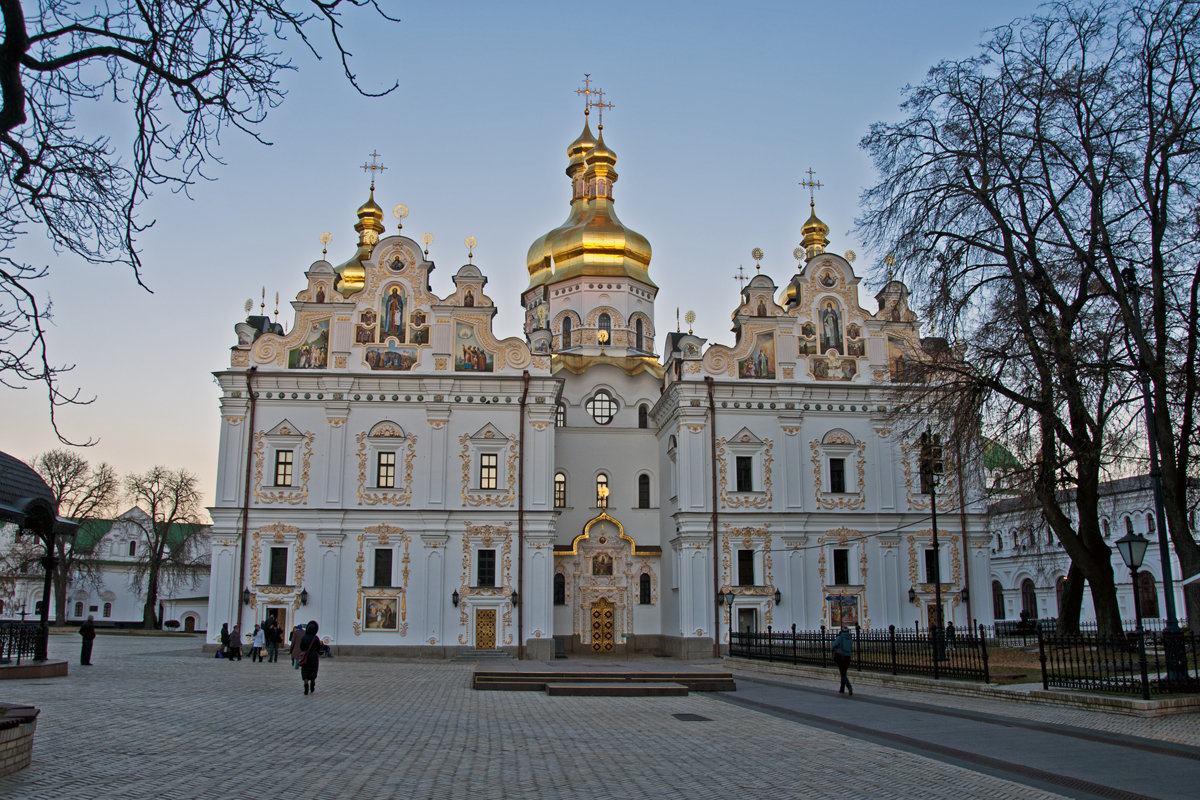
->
[576,74,598,114]
[320,231,332,259]
[393,205,408,232]
[751,247,764,273]
[361,150,387,189]
[733,264,748,289]
[590,88,614,131]
[800,168,823,209]
[799,167,830,261]
[465,235,477,264]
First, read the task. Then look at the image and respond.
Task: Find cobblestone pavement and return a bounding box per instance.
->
[0,633,1164,800]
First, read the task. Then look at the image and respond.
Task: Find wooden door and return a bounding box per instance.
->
[475,608,496,650]
[591,599,615,653]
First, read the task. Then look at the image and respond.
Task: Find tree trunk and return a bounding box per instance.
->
[52,563,68,625]
[1057,563,1085,634]
[142,562,160,629]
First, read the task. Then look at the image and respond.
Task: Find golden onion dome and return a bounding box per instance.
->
[567,117,597,170]
[335,189,385,297]
[800,205,830,261]
[779,280,799,307]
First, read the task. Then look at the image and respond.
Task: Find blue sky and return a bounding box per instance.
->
[1,1,1045,513]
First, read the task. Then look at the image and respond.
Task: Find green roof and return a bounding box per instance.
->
[982,438,1021,471]
[71,516,206,555]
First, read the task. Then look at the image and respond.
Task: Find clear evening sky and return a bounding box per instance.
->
[1,2,1044,517]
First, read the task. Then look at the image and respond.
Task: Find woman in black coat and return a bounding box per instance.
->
[299,620,324,695]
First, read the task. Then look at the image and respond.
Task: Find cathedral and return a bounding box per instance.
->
[206,104,993,659]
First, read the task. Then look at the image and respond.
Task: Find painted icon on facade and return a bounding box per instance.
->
[819,301,843,354]
[381,286,406,342]
[364,597,398,631]
[455,323,493,372]
[738,331,775,379]
[287,319,329,369]
[364,342,418,371]
[827,594,859,628]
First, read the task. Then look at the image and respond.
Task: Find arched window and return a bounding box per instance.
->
[639,573,652,605]
[637,474,651,509]
[128,541,136,557]
[555,403,566,427]
[635,318,645,351]
[597,313,612,341]
[554,472,567,508]
[1146,513,1155,534]
[103,602,112,618]
[596,473,609,508]
[1138,573,1160,618]
[74,601,84,617]
[553,573,566,606]
[1020,579,1037,619]
[638,404,649,429]
[995,533,1002,552]
[992,580,1006,620]
[1125,516,1135,536]
[1103,519,1111,538]
[562,317,573,348]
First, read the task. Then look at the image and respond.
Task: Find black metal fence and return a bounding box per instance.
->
[990,618,1184,647]
[1038,628,1200,698]
[0,621,42,665]
[729,623,990,683]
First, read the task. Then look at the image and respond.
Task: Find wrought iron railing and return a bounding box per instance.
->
[729,623,991,682]
[0,621,42,665]
[1037,628,1199,698]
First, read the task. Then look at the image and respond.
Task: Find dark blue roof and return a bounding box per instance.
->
[0,450,57,530]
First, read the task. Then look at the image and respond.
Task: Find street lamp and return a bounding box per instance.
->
[1115,530,1151,700]
[724,591,735,648]
[451,590,460,608]
[920,427,946,673]
[299,588,308,606]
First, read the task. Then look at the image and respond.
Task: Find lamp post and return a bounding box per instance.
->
[920,427,945,673]
[1122,267,1186,685]
[1115,531,1151,700]
[724,591,735,653]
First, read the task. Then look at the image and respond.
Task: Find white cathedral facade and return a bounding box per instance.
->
[206,112,993,659]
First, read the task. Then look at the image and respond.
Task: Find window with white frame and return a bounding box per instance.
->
[596,473,609,508]
[737,549,755,585]
[377,451,396,488]
[477,549,496,587]
[373,548,393,587]
[480,453,498,490]
[269,547,288,585]
[833,548,850,585]
[274,449,294,487]
[586,390,618,425]
[554,472,567,508]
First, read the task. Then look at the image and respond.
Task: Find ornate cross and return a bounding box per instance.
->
[732,264,749,289]
[362,151,387,189]
[590,88,613,130]
[576,74,598,113]
[800,167,823,208]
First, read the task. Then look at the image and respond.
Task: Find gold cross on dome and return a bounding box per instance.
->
[361,151,387,189]
[800,168,823,208]
[576,74,598,113]
[591,89,613,130]
[732,264,749,289]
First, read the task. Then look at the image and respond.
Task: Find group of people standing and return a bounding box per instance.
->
[218,615,326,694]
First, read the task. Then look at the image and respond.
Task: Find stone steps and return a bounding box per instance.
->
[543,682,689,697]
[472,670,736,692]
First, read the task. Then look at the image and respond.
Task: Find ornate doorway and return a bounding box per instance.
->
[590,598,615,653]
[475,608,496,650]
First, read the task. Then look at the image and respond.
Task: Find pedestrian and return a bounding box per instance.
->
[832,625,853,696]
[298,620,325,695]
[265,616,281,663]
[79,615,96,665]
[945,621,957,650]
[228,623,243,661]
[289,624,305,668]
[250,624,265,663]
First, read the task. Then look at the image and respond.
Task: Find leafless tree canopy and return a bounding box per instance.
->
[859,0,1200,632]
[0,1,398,441]
[124,465,203,628]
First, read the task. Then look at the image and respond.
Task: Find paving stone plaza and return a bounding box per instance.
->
[1,633,1197,800]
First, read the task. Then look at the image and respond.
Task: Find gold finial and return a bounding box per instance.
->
[421,232,434,257]
[590,88,613,131]
[884,253,896,282]
[361,151,387,190]
[598,328,609,353]
[465,235,477,264]
[733,264,748,289]
[273,291,279,322]
[676,307,681,333]
[793,247,804,262]
[260,286,266,314]
[393,205,408,232]
[751,248,764,274]
[576,74,598,116]
[685,310,696,334]
[319,231,332,259]
[845,250,857,263]
[800,168,824,210]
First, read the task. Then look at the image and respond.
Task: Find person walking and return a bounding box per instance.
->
[832,625,853,695]
[218,622,230,658]
[228,623,243,661]
[289,624,305,668]
[79,615,96,665]
[265,616,281,663]
[250,624,265,663]
[298,620,325,695]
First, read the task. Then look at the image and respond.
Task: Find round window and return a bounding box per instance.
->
[585,390,618,424]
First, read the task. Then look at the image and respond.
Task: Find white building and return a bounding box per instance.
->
[0,507,210,630]
[988,475,1195,626]
[206,110,992,658]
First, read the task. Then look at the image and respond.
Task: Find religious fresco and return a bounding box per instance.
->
[365,342,418,371]
[812,355,857,381]
[593,553,613,575]
[364,597,398,631]
[819,300,843,354]
[455,322,493,372]
[827,594,860,627]
[287,320,329,369]
[888,335,918,381]
[846,324,866,357]
[408,311,429,345]
[738,331,775,379]
[380,286,406,342]
[387,254,406,272]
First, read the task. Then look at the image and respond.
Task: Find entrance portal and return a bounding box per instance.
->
[590,598,615,653]
[475,608,496,650]
[737,607,758,634]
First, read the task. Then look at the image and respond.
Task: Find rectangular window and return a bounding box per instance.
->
[274,450,294,487]
[829,458,846,493]
[269,547,288,585]
[925,548,940,584]
[833,549,850,585]
[477,549,496,587]
[373,548,393,587]
[737,549,755,586]
[377,452,396,488]
[735,456,753,492]
[480,453,498,490]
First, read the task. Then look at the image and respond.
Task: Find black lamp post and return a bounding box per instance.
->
[920,427,946,673]
[1122,267,1186,685]
[724,591,735,648]
[1115,530,1151,700]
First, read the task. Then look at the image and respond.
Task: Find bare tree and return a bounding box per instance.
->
[124,466,203,629]
[0,1,399,442]
[856,0,1200,634]
[33,448,118,623]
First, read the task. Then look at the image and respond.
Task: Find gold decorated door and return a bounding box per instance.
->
[475,609,496,650]
[590,598,615,653]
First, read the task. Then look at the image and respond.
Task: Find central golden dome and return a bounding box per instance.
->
[526,119,654,291]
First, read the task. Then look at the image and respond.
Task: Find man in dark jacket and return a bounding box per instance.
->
[79,615,97,665]
[831,626,853,695]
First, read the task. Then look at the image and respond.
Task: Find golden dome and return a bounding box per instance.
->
[335,189,385,297]
[526,126,654,291]
[800,205,830,261]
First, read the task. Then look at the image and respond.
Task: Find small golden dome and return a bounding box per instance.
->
[800,206,830,261]
[335,189,385,297]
